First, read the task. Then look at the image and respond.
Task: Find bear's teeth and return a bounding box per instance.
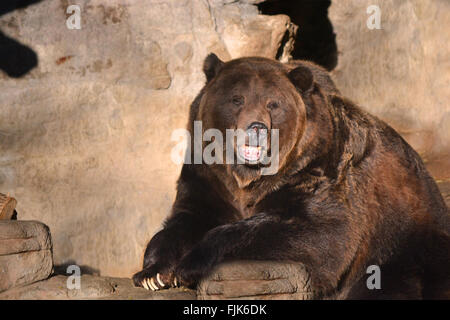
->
[239,145,261,161]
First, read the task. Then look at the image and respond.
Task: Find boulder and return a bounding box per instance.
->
[0,220,53,292]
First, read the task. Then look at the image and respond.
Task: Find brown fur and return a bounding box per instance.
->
[133,54,449,299]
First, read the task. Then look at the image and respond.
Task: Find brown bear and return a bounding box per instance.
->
[132,54,450,299]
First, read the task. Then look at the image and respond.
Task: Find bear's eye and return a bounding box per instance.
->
[267,101,279,110]
[231,95,244,107]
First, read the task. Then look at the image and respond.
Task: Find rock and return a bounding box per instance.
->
[216,7,296,60]
[0,274,196,300]
[197,260,313,300]
[329,0,450,159]
[0,220,53,292]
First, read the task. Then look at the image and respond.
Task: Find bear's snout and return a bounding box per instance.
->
[247,121,268,132]
[246,122,268,143]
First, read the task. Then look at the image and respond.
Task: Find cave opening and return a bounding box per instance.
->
[258,0,338,71]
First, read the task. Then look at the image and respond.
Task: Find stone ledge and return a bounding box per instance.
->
[198,260,313,300]
[0,275,196,300]
[0,260,312,300]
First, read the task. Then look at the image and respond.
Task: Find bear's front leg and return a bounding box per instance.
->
[173,213,299,288]
[133,212,215,291]
[174,212,351,293]
[133,165,240,291]
[132,228,179,290]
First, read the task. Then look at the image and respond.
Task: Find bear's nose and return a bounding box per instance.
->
[247,122,268,132]
[246,122,268,146]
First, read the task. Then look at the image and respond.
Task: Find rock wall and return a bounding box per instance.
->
[329,0,450,166]
[0,0,293,277]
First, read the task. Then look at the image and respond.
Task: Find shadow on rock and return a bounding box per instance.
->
[0,0,42,77]
[54,260,101,276]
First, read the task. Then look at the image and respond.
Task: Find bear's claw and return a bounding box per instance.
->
[139,274,179,291]
[156,273,165,287]
[141,277,156,291]
[133,267,181,291]
[150,277,158,290]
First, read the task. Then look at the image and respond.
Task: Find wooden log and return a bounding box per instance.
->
[0,193,17,220]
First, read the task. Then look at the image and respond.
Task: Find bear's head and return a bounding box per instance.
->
[195,53,334,188]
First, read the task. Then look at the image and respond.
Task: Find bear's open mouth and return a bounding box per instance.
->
[238,145,264,164]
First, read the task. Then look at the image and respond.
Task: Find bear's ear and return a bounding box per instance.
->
[203,53,224,82]
[288,66,314,93]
